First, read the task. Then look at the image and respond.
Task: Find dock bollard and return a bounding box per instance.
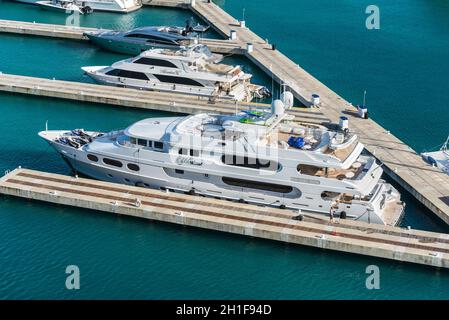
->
[230,30,237,40]
[247,43,253,53]
[191,0,196,7]
[239,20,246,28]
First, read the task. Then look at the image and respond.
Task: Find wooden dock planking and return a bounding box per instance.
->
[1,168,449,269]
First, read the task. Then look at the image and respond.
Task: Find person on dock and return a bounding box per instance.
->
[134,198,141,208]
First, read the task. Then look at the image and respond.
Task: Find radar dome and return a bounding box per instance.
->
[281,91,294,109]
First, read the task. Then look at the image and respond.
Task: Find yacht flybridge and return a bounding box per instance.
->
[39,100,405,226]
[82,44,271,102]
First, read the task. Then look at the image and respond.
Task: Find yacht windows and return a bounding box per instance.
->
[103,158,123,168]
[127,163,140,172]
[87,154,99,162]
[154,141,164,149]
[148,140,153,148]
[221,155,279,171]
[137,139,147,147]
[222,177,293,193]
[130,137,137,145]
[153,74,204,87]
[175,169,184,174]
[105,69,149,81]
[134,57,178,68]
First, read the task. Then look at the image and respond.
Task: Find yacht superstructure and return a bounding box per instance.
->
[39,101,405,226]
[11,0,141,13]
[82,44,271,102]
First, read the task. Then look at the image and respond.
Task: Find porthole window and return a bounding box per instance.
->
[127,163,140,172]
[87,154,98,162]
[103,158,123,168]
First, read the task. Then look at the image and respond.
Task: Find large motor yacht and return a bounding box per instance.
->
[39,100,405,226]
[11,0,141,13]
[85,24,208,55]
[82,44,271,102]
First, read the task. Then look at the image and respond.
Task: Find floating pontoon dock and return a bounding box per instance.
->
[0,1,447,228]
[1,168,449,269]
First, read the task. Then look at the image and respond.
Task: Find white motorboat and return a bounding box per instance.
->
[422,135,449,175]
[11,0,141,13]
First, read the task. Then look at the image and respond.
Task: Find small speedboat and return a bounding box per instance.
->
[36,0,93,14]
[421,135,449,175]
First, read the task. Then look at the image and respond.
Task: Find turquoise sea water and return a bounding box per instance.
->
[0,0,448,299]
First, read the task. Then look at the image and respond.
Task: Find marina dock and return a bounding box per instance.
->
[1,168,449,269]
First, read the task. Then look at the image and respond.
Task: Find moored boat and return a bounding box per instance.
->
[39,100,405,226]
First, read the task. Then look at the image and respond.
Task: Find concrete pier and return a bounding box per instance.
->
[1,168,449,269]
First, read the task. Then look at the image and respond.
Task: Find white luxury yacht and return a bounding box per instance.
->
[82,44,271,102]
[11,0,141,13]
[39,100,405,226]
